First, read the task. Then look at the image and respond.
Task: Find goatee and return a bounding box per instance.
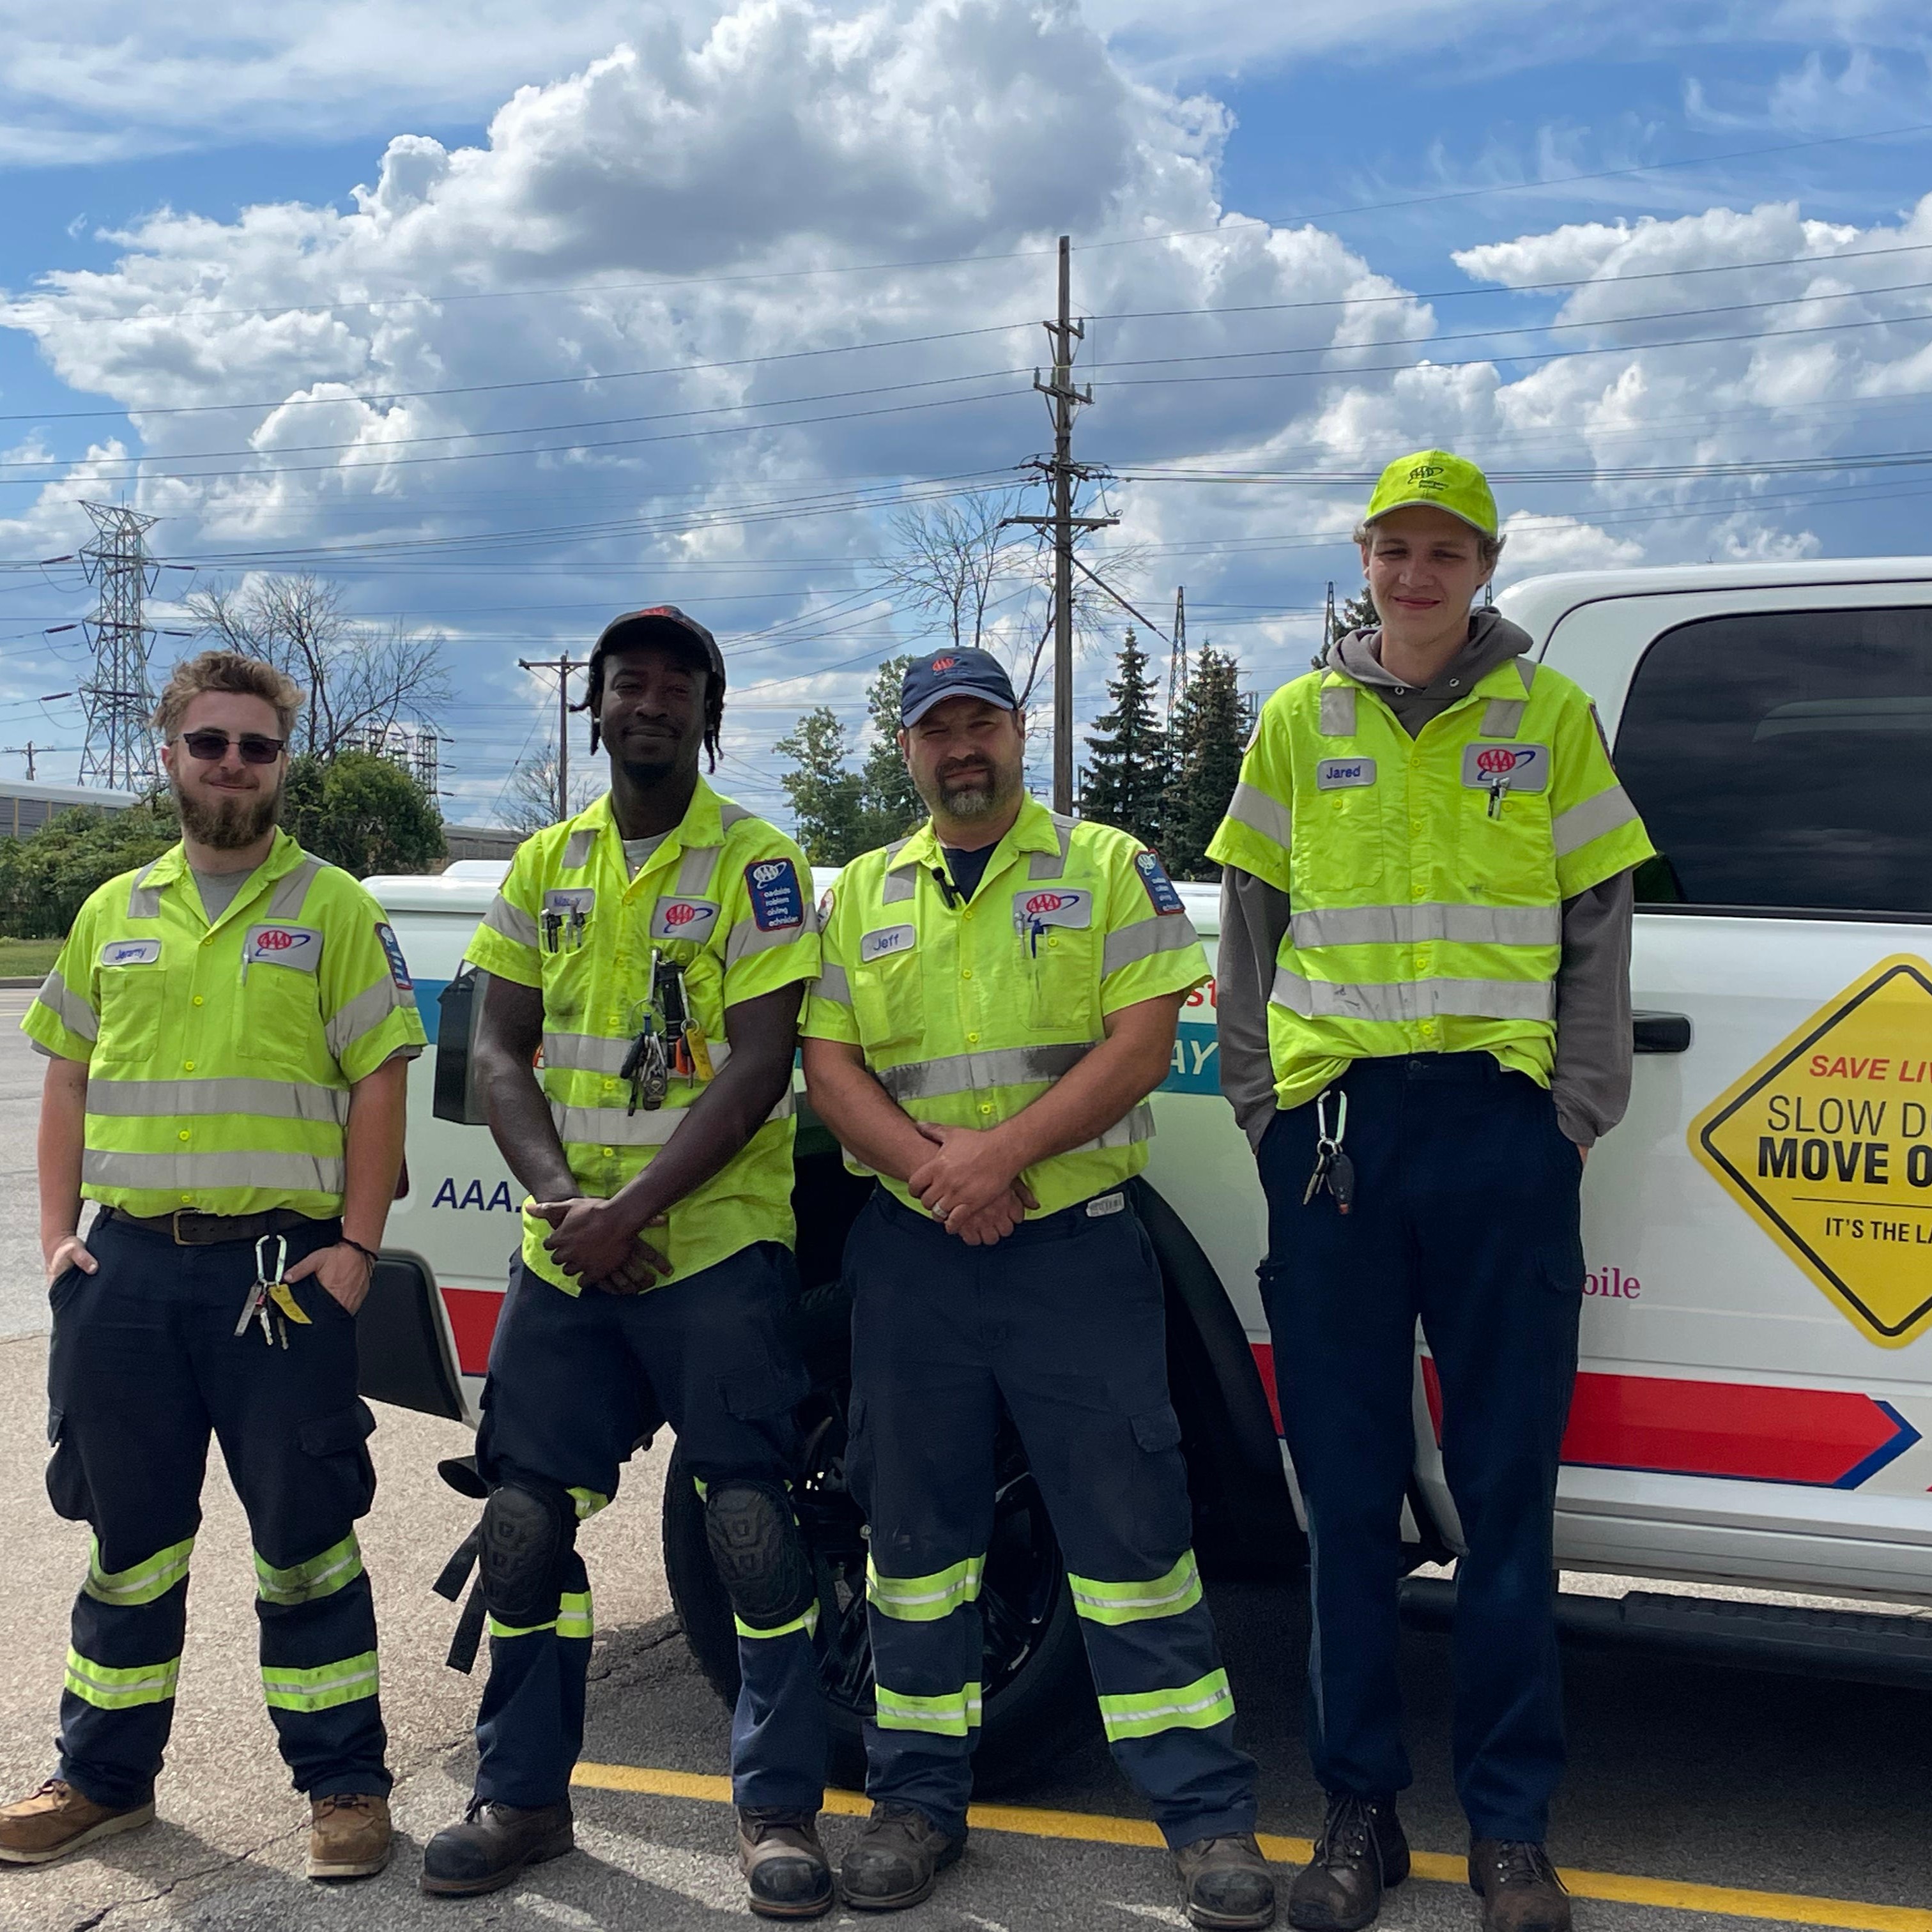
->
[172,777,281,850]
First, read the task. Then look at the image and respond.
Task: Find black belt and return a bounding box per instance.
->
[101,1206,326,1247]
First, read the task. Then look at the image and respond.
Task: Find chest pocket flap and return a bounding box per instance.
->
[852,925,923,1049]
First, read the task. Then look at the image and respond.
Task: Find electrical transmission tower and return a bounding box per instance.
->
[1167,586,1188,714]
[78,503,162,791]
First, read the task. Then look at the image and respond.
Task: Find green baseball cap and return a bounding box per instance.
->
[1363,449,1498,538]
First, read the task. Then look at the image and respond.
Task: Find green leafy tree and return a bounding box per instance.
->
[857,656,921,845]
[0,799,181,939]
[1163,647,1246,880]
[774,708,869,866]
[284,751,445,877]
[1080,628,1169,850]
[1330,588,1377,643]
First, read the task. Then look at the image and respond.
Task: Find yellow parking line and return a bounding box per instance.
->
[571,1762,1932,1932]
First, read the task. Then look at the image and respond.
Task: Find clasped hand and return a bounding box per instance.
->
[531,1195,673,1294]
[907,1123,1038,1246]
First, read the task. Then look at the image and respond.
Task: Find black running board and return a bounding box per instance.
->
[1398,1576,1932,1689]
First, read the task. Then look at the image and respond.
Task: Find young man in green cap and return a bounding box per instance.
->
[1211,453,1654,1932]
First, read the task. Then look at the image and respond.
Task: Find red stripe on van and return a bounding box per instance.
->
[440,1285,504,1377]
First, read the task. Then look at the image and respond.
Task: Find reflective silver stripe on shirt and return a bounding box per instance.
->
[127,861,165,921]
[1102,916,1201,976]
[815,963,852,1006]
[1551,783,1639,859]
[1269,968,1556,1023]
[85,1076,350,1125]
[1289,902,1561,949]
[1319,684,1357,735]
[880,836,921,903]
[266,854,325,919]
[542,1032,735,1077]
[1224,781,1293,850]
[484,894,540,947]
[80,1149,348,1193]
[325,977,418,1060]
[1070,1100,1154,1153]
[677,843,721,895]
[563,828,596,869]
[1027,815,1076,881]
[876,1040,1093,1103]
[36,969,99,1043]
[1480,696,1526,738]
[550,1085,791,1146]
[726,915,805,965]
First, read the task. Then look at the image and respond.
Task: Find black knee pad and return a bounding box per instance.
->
[703,1482,816,1631]
[479,1481,575,1629]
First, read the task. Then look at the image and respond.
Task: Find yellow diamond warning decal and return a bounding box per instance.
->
[1690,955,1932,1349]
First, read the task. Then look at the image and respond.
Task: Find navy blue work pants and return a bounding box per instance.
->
[45,1211,388,1811]
[846,1186,1257,1849]
[472,1242,827,1813]
[1257,1054,1584,1844]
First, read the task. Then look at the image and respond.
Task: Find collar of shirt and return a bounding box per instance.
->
[141,829,308,928]
[887,795,1063,896]
[564,776,731,893]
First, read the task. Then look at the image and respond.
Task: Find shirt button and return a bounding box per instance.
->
[183,1061,194,1071]
[192,995,204,1007]
[1048,937,1059,949]
[180,1194,192,1204]
[178,1129,190,1142]
[602,1146,615,1158]
[967,1032,979,1044]
[979,1103,993,1116]
[961,968,972,979]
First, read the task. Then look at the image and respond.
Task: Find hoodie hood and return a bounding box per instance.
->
[1324,604,1533,691]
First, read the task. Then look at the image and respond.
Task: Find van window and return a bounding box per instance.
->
[1614,606,1932,917]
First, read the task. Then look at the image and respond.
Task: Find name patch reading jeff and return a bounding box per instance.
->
[746,858,806,931]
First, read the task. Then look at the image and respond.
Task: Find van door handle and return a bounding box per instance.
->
[1632,1010,1692,1054]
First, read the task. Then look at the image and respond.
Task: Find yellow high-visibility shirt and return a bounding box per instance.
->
[463,779,819,1292]
[804,797,1209,1218]
[21,831,427,1218]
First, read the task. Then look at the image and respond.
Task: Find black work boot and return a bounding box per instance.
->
[1175,1832,1277,1929]
[1287,1795,1408,1931]
[737,1807,834,1920]
[838,1800,965,1911]
[1468,1840,1571,1932]
[420,1798,574,1896]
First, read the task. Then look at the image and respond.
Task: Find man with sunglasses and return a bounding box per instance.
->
[3,652,425,1879]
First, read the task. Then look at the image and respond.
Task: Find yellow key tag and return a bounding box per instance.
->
[684,1022,715,1082]
[267,1280,313,1326]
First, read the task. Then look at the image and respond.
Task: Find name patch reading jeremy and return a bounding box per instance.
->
[1317,756,1377,790]
[1012,887,1092,933]
[746,857,806,932]
[375,921,413,990]
[649,898,720,942]
[860,924,917,963]
[244,924,323,972]
[1135,850,1186,915]
[1461,743,1550,792]
[100,939,162,967]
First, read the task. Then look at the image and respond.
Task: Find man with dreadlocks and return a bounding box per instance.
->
[422,608,833,1917]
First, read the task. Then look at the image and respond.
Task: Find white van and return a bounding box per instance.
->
[362,556,1932,1784]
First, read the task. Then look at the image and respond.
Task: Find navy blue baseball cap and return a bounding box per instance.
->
[591,605,726,689]
[900,647,1018,726]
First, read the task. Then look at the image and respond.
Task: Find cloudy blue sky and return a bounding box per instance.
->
[2,0,1931,824]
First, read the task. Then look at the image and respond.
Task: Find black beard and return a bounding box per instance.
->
[172,777,281,850]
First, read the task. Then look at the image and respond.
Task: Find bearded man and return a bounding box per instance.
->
[1,651,425,1880]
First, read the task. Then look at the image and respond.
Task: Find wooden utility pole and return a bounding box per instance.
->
[518,654,588,820]
[1008,236,1116,813]
[4,741,45,780]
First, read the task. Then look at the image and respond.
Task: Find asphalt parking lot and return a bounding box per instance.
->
[3,988,1930,1932]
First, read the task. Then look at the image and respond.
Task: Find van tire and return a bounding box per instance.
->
[662,1425,1096,1795]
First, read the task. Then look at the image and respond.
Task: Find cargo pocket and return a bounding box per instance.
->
[843,1392,873,1514]
[1026,926,1100,1031]
[1130,1401,1184,1456]
[851,948,924,1052]
[1537,1233,1586,1296]
[45,1407,93,1524]
[717,1356,811,1423]
[298,1402,379,1520]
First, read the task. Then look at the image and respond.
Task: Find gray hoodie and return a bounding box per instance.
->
[1216,608,1635,1147]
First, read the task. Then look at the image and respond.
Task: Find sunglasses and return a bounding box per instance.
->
[177,730,286,765]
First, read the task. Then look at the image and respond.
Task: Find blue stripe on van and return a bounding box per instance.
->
[414,978,450,1047]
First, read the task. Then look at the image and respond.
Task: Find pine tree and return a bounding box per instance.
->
[1080,628,1169,849]
[774,707,868,865]
[1330,588,1377,643]
[1163,646,1246,880]
[857,655,923,845]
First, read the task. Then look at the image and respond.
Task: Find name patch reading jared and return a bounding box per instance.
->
[244,924,323,972]
[746,858,806,932]
[1460,743,1549,792]
[1012,887,1092,932]
[650,899,721,942]
[1316,756,1377,790]
[100,939,162,967]
[860,924,917,963]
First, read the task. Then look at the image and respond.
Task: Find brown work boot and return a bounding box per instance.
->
[1175,1832,1276,1929]
[0,1778,155,1865]
[1468,1841,1572,1932]
[1288,1795,1407,1931]
[838,1800,965,1911]
[737,1807,834,1920]
[307,1792,392,1880]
